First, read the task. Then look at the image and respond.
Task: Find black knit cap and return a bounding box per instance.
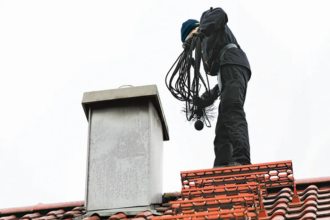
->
[181,19,200,42]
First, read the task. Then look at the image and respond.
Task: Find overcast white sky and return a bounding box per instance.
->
[1,0,330,209]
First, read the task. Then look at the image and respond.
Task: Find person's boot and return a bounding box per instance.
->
[213,164,228,168]
[228,161,243,167]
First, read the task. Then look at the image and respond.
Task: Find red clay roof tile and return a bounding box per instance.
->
[0,202,84,215]
[82,216,100,220]
[61,210,83,219]
[135,211,152,218]
[259,183,330,219]
[108,213,127,220]
[37,215,56,220]
[21,212,41,219]
[0,215,17,220]
[296,177,330,185]
[46,210,65,217]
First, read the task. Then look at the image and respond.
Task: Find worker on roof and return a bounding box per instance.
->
[181,7,251,167]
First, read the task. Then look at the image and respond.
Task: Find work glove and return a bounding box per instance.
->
[201,85,220,101]
[192,95,214,109]
[182,35,193,50]
[193,85,220,108]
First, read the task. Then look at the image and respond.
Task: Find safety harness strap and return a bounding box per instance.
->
[217,43,238,96]
[219,43,238,60]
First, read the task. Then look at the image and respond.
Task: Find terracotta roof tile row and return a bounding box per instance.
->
[0,204,160,220]
[154,161,296,220]
[0,205,86,220]
[261,185,330,219]
[154,161,330,220]
[87,212,156,220]
[82,217,99,220]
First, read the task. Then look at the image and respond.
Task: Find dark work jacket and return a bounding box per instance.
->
[199,7,251,78]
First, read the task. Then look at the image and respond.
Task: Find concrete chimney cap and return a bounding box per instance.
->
[81,84,169,141]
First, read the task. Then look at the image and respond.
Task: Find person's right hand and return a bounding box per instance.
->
[192,31,206,40]
[193,96,214,108]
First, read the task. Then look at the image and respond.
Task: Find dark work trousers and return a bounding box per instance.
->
[213,64,251,167]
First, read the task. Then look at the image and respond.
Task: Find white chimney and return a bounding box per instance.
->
[81,85,169,217]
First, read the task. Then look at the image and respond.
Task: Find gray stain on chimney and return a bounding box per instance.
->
[83,86,166,215]
[88,103,150,209]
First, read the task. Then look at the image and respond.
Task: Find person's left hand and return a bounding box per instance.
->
[182,36,193,49]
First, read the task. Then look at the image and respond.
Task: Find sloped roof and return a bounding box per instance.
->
[0,202,159,220]
[155,161,330,219]
[261,183,330,219]
[1,161,330,220]
[155,179,330,219]
[0,201,85,220]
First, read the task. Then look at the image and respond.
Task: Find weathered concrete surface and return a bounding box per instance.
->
[82,85,169,141]
[148,101,163,204]
[83,86,166,215]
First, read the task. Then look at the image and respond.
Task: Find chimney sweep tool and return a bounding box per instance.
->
[165,32,216,130]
